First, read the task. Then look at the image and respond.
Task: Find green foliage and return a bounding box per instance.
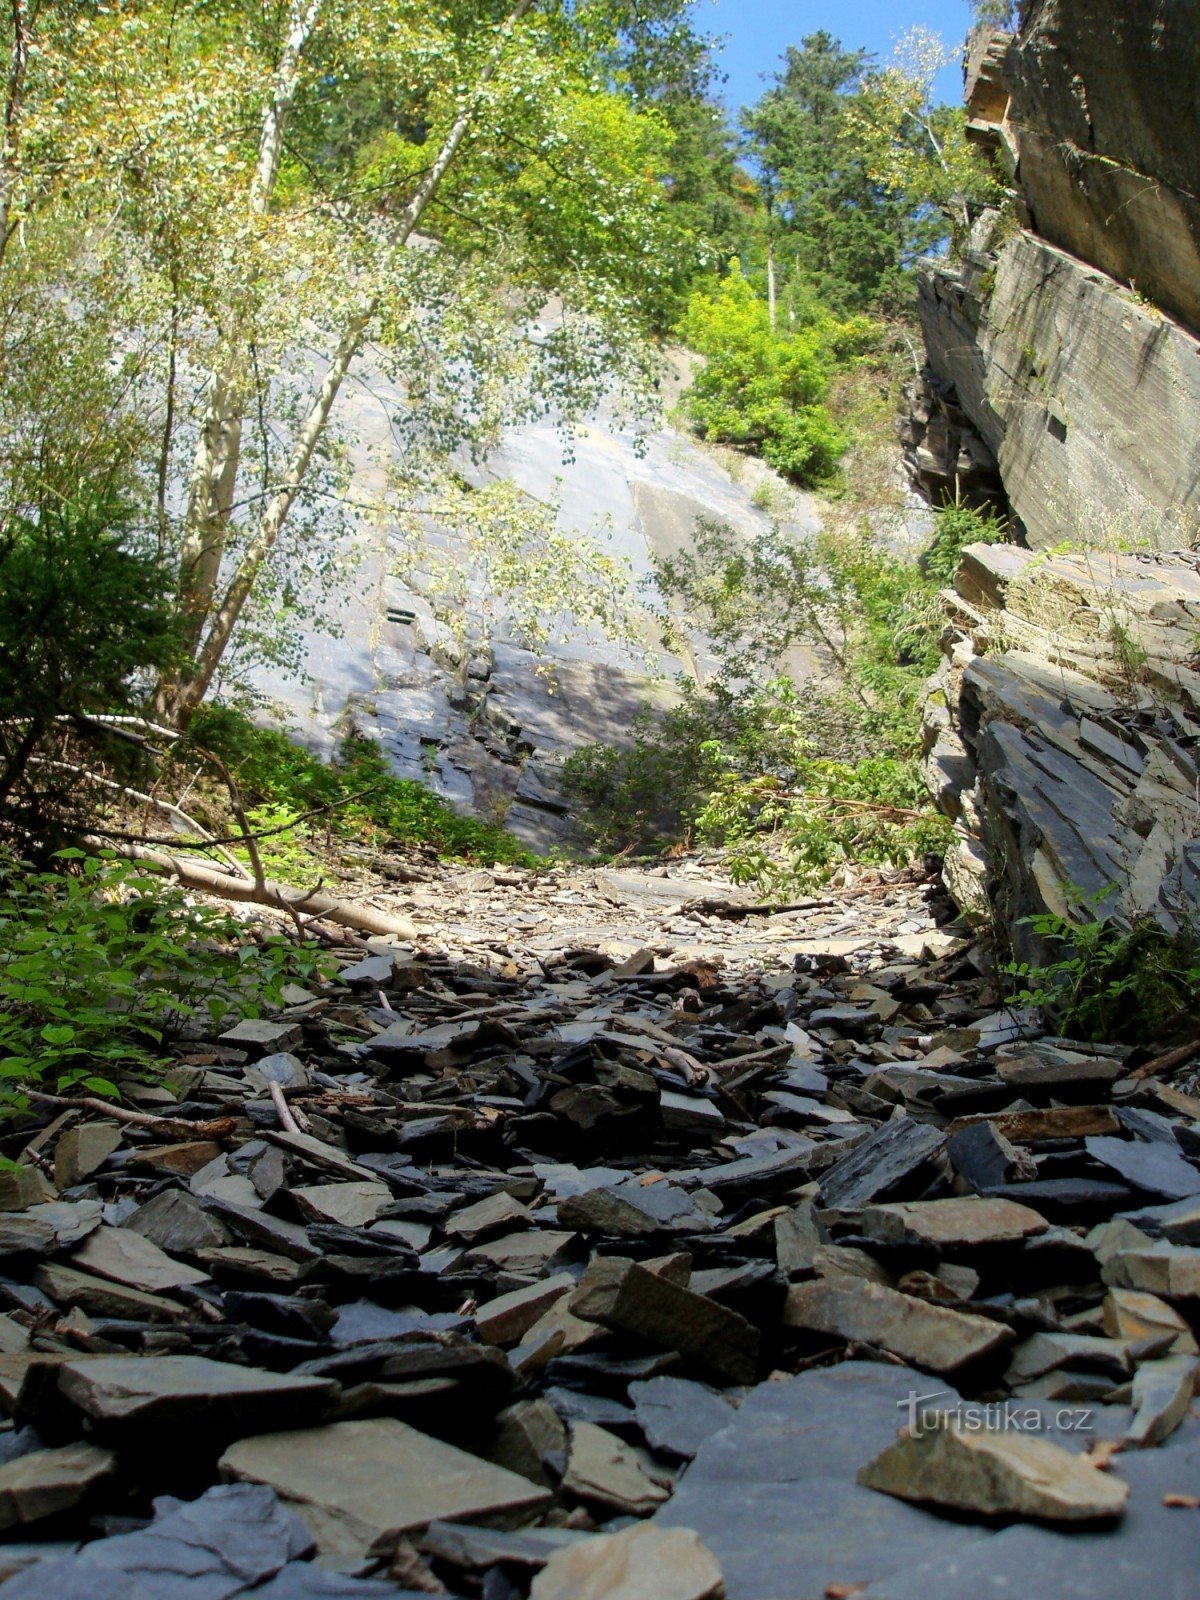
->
[0,851,330,1111]
[1005,896,1200,1045]
[920,501,1008,585]
[561,689,731,853]
[0,485,179,844]
[971,1,1016,26]
[567,498,987,888]
[190,706,540,867]
[742,32,932,317]
[0,488,176,729]
[698,753,953,892]
[676,266,878,483]
[845,28,1006,254]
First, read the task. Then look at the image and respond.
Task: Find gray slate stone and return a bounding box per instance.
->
[0,1483,314,1600]
[628,1376,736,1460]
[656,1363,988,1600]
[819,1120,946,1212]
[1086,1137,1200,1202]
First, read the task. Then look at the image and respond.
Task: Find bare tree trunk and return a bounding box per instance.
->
[0,0,31,269]
[164,0,536,725]
[766,237,777,332]
[93,836,418,940]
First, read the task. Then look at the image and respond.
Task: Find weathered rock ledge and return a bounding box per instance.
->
[903,2,1200,548]
[923,542,1200,955]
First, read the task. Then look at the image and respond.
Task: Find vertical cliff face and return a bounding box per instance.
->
[916,3,1200,945]
[905,2,1200,551]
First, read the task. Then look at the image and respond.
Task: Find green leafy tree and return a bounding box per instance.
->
[846,28,1005,247]
[742,33,932,316]
[2,0,708,727]
[676,265,876,483]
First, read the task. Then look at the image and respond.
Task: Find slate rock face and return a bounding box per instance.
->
[909,7,1200,945]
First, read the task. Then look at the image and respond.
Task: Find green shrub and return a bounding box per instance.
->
[921,501,1007,586]
[1005,898,1200,1045]
[189,707,541,867]
[567,508,982,888]
[0,851,330,1112]
[697,754,954,892]
[676,265,878,485]
[0,487,178,843]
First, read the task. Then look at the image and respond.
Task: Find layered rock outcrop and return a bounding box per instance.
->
[905,3,1200,550]
[924,543,1200,959]
[918,2,1200,946]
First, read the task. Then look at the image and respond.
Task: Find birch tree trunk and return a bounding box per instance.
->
[171,0,324,667]
[163,0,536,726]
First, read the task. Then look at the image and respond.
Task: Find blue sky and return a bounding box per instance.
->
[689,0,977,115]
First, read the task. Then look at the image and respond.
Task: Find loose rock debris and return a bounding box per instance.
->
[0,858,1198,1598]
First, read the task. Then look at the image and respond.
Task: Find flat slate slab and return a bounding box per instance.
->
[865,1418,1200,1600]
[784,1279,1015,1374]
[655,1363,989,1600]
[0,1442,115,1530]
[72,1224,210,1293]
[628,1376,737,1460]
[220,1417,551,1553]
[52,1356,338,1431]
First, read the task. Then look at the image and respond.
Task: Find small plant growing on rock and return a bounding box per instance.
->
[0,852,330,1112]
[1004,893,1200,1045]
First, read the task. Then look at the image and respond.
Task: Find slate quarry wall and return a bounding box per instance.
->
[904,2,1200,550]
[917,3,1200,950]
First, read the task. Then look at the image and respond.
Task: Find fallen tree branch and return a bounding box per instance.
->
[19,1086,236,1142]
[1130,1038,1200,1080]
[88,836,418,940]
[81,784,380,852]
[268,1080,302,1135]
[27,758,251,881]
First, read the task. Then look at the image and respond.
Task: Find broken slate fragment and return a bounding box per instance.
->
[784,1278,1014,1374]
[444,1190,532,1242]
[858,1419,1129,1523]
[34,1263,187,1322]
[127,1190,229,1255]
[71,1224,210,1294]
[0,1483,315,1600]
[946,1120,1030,1191]
[859,1197,1049,1251]
[291,1183,391,1229]
[561,1422,670,1515]
[221,1417,550,1554]
[628,1376,736,1461]
[531,1522,724,1600]
[1124,1355,1199,1449]
[996,1046,1124,1091]
[219,1018,304,1053]
[246,1053,310,1092]
[558,1181,709,1238]
[0,1442,115,1531]
[1085,1136,1200,1202]
[571,1258,759,1384]
[818,1119,945,1212]
[476,1274,575,1347]
[54,1124,122,1190]
[51,1355,338,1433]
